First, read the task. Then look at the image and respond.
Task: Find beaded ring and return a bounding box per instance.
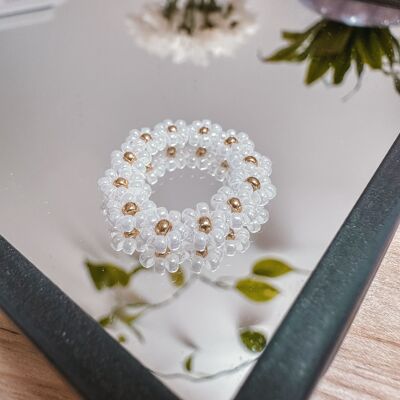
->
[98,119,276,274]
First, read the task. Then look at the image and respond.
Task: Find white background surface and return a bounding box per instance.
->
[0,1,399,399]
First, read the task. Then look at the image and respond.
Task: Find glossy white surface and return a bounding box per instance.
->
[0,1,398,399]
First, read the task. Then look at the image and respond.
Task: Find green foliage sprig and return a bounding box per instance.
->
[264,19,400,95]
[85,257,297,380]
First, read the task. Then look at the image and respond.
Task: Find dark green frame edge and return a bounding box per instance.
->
[236,133,400,399]
[0,133,398,400]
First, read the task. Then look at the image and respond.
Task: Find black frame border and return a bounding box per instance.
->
[1,134,398,400]
[1,1,400,398]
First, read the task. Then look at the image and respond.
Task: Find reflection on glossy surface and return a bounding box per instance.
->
[85,257,294,380]
[0,0,399,399]
[301,0,400,27]
[264,18,400,97]
[126,0,257,66]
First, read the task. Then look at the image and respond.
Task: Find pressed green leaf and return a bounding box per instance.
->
[184,354,193,372]
[376,28,395,64]
[263,41,304,62]
[332,43,352,84]
[368,30,383,69]
[253,259,293,278]
[118,312,140,326]
[169,267,185,287]
[282,31,308,42]
[240,330,267,353]
[282,20,327,43]
[305,57,330,85]
[310,22,352,57]
[85,261,131,290]
[98,315,113,327]
[117,334,126,343]
[235,279,279,302]
[352,47,364,78]
[355,30,381,69]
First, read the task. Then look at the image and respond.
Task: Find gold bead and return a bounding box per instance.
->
[155,219,172,235]
[155,248,171,258]
[140,133,152,142]
[227,197,242,213]
[122,202,139,216]
[123,151,136,164]
[146,163,153,172]
[167,125,177,133]
[224,136,238,146]
[199,126,209,134]
[113,177,128,188]
[244,155,258,166]
[196,247,208,258]
[226,229,236,240]
[166,146,176,157]
[124,228,139,238]
[198,216,212,234]
[196,147,207,157]
[246,176,261,191]
[220,160,229,169]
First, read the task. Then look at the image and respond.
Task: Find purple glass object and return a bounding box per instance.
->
[301,0,400,27]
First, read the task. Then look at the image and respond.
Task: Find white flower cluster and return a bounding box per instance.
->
[98,119,276,275]
[126,0,258,67]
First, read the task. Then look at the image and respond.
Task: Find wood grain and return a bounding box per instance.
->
[313,229,400,400]
[0,230,399,400]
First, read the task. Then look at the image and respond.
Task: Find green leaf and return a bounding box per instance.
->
[253,259,293,278]
[332,42,352,84]
[352,47,364,78]
[376,28,395,65]
[117,334,126,343]
[355,30,381,69]
[282,20,327,43]
[169,267,185,287]
[235,279,279,302]
[305,57,330,85]
[118,312,140,326]
[368,30,383,69]
[263,41,304,62]
[98,315,113,327]
[240,330,267,353]
[85,261,132,290]
[183,354,193,372]
[310,21,352,57]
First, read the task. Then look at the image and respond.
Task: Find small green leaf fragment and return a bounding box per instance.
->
[240,330,267,353]
[263,41,304,62]
[253,259,293,278]
[305,57,330,85]
[352,47,364,78]
[310,22,352,57]
[235,279,279,302]
[376,28,395,64]
[332,43,352,84]
[169,267,185,287]
[184,355,193,372]
[98,315,113,327]
[117,334,126,343]
[85,260,131,290]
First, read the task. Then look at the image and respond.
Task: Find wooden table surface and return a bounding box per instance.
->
[1,230,399,400]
